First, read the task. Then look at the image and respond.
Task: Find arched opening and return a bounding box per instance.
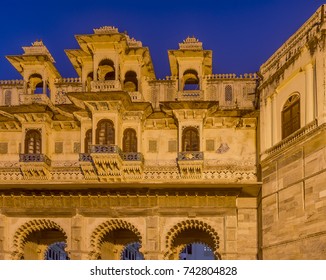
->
[179,242,215,260]
[12,219,68,260]
[123,71,138,92]
[90,219,143,260]
[182,127,200,151]
[165,220,220,260]
[123,128,137,152]
[96,120,115,145]
[282,94,300,139]
[25,129,42,154]
[28,74,48,95]
[84,129,92,153]
[99,229,142,260]
[98,59,115,81]
[121,242,144,260]
[183,69,199,91]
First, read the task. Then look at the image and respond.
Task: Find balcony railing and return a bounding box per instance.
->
[19,94,50,105]
[178,90,203,101]
[177,151,204,161]
[128,91,142,101]
[121,152,143,162]
[19,153,51,166]
[90,80,121,92]
[90,144,121,154]
[79,153,92,162]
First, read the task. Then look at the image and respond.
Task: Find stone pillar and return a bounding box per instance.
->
[223,215,237,260]
[69,214,86,260]
[271,94,278,145]
[265,96,272,149]
[305,63,314,123]
[144,216,161,260]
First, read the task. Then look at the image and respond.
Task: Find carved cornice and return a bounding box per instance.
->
[260,5,325,80]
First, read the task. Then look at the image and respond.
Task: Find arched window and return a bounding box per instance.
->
[123,71,138,92]
[25,130,42,154]
[96,120,115,145]
[282,94,300,139]
[84,129,92,153]
[182,127,200,151]
[98,59,115,81]
[123,128,137,152]
[225,85,232,102]
[28,73,44,94]
[4,90,12,105]
[183,69,199,90]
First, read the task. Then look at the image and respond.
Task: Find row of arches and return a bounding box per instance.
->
[23,123,202,155]
[22,92,301,156]
[11,218,220,260]
[87,59,138,92]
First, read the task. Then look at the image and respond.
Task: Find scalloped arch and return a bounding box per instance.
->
[89,219,142,260]
[12,219,67,260]
[164,219,220,260]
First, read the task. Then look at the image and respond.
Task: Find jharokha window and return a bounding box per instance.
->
[96,120,115,145]
[182,127,200,151]
[25,130,42,154]
[282,94,300,139]
[84,129,92,153]
[123,128,137,152]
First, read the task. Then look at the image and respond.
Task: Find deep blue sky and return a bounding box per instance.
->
[0,0,325,79]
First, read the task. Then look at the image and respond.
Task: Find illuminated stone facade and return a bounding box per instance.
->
[0,5,325,260]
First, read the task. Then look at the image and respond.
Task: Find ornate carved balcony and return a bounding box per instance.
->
[19,153,51,165]
[177,151,204,179]
[78,153,97,180]
[121,152,144,180]
[89,145,123,182]
[19,153,51,180]
[90,80,121,92]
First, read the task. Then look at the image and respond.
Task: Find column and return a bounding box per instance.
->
[265,96,272,149]
[271,93,278,145]
[305,63,314,123]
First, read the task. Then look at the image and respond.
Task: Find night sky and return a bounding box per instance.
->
[0,0,325,79]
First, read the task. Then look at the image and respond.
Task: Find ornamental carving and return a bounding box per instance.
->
[12,219,67,260]
[89,219,142,260]
[164,219,220,260]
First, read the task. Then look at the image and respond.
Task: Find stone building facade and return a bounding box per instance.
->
[0,6,325,260]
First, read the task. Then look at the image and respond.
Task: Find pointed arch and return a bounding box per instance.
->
[12,219,68,260]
